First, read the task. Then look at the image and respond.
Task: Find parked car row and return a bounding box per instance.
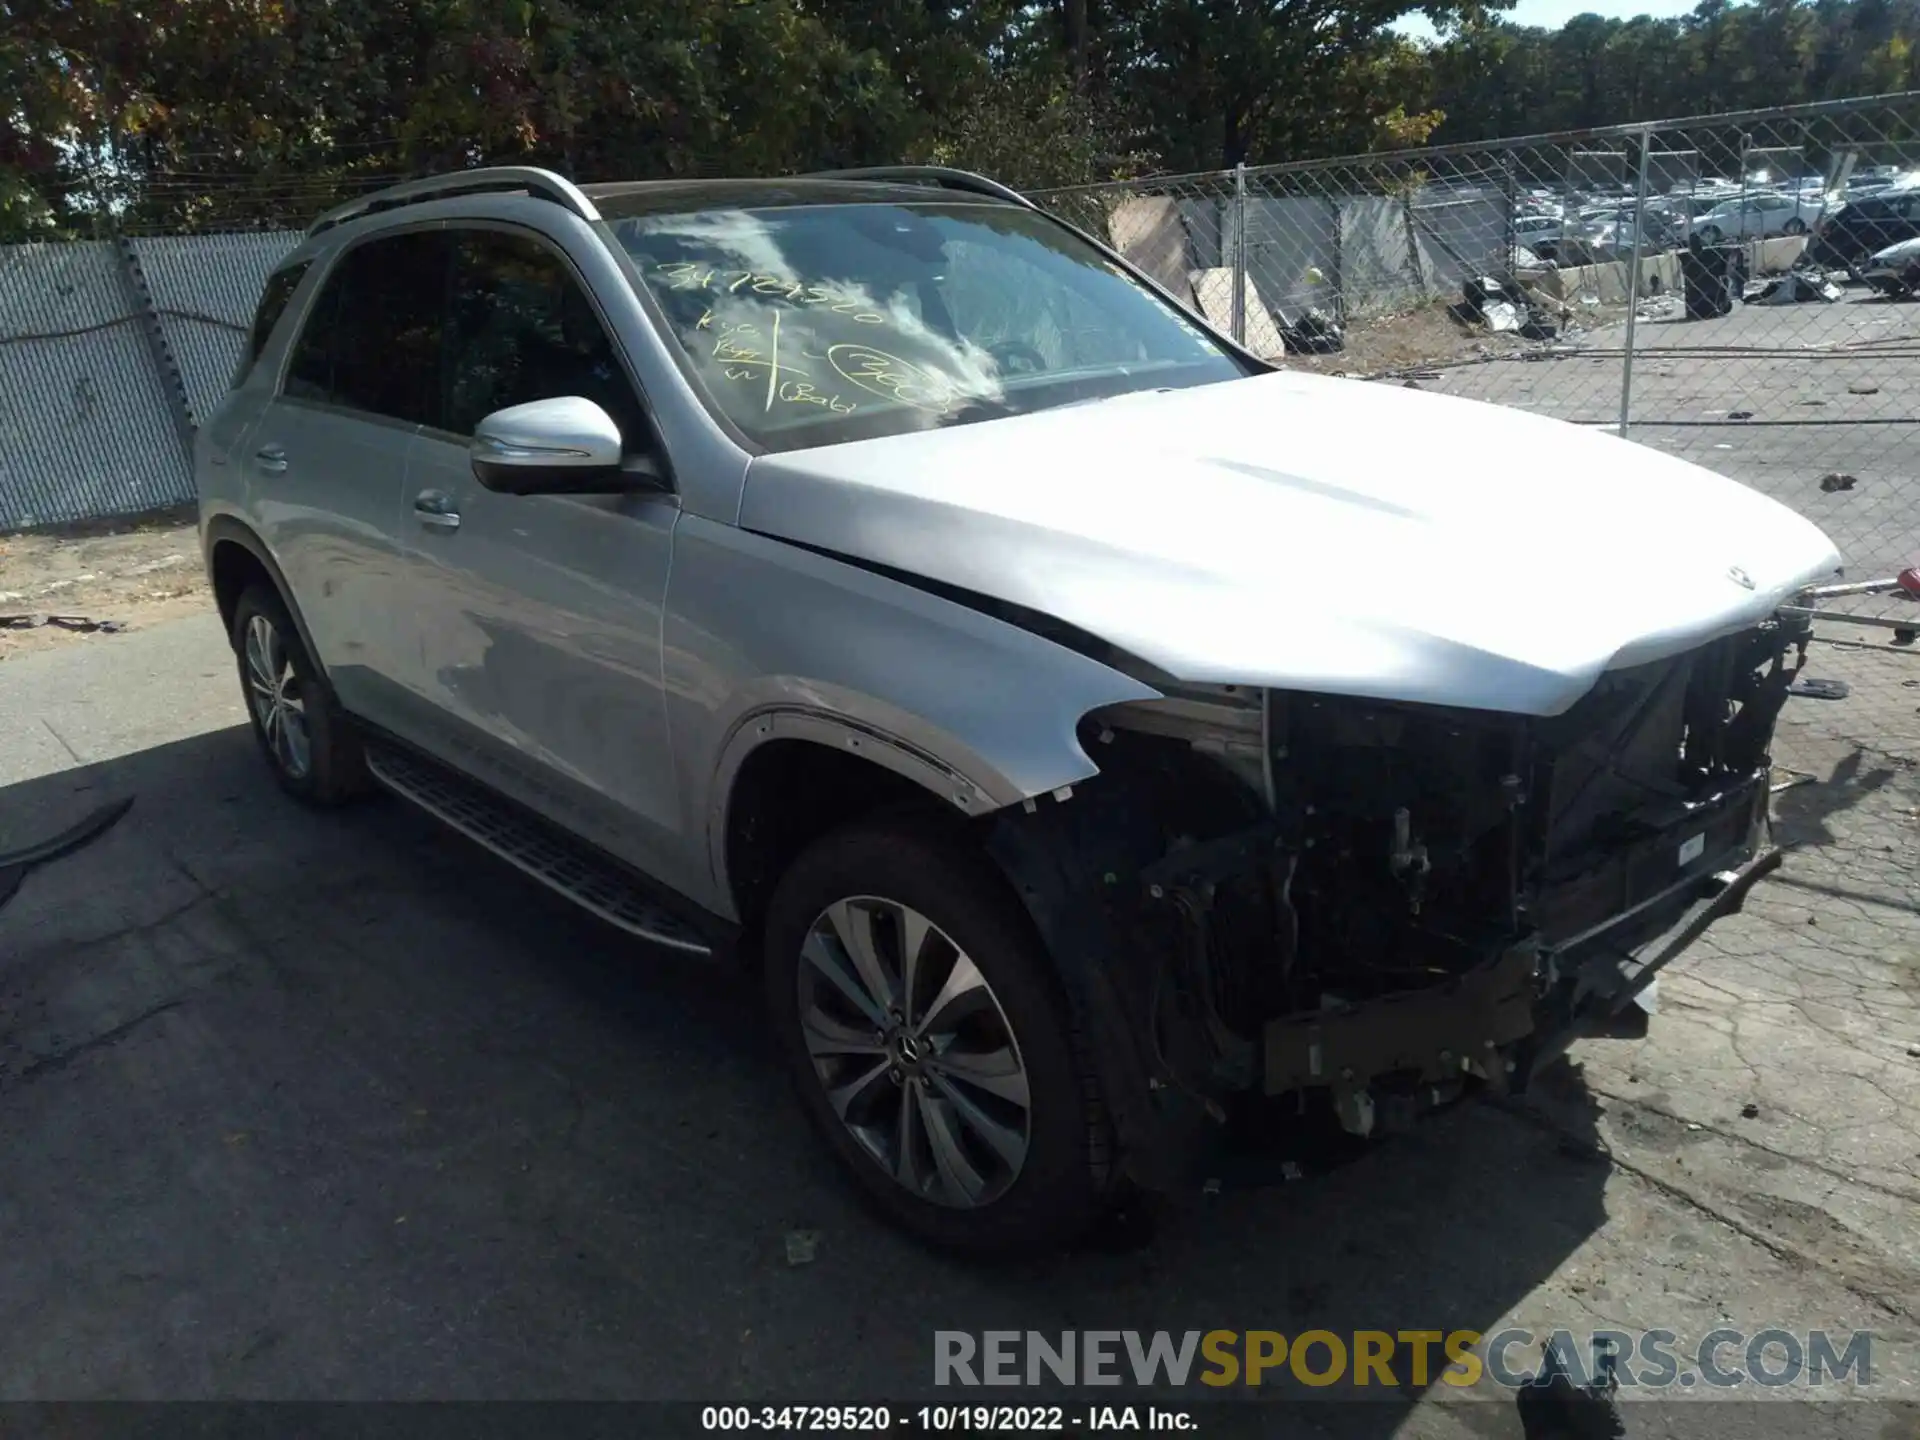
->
[1509,171,1920,283]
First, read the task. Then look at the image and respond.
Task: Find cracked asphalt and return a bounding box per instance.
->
[2,613,1917,1436]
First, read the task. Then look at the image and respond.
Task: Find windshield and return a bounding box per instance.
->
[610,200,1248,452]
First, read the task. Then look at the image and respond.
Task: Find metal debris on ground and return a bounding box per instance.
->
[1819,472,1858,492]
[1740,1103,1760,1119]
[0,796,136,910]
[0,613,126,634]
[783,1229,820,1266]
[1461,275,1557,340]
[1751,270,1844,304]
[1277,308,1344,355]
[1788,678,1851,700]
[1728,409,1754,420]
[1770,767,1819,794]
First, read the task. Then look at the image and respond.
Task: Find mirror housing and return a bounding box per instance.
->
[470,396,647,495]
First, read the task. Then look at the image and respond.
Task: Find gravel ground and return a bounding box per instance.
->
[0,505,207,661]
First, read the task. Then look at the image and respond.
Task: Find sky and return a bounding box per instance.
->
[1394,0,1703,41]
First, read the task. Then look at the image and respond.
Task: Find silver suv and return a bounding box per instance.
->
[199,165,1840,1255]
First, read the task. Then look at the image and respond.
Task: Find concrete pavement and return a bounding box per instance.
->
[1,615,1916,1435]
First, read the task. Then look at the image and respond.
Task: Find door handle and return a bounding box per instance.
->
[254,444,288,475]
[413,490,461,531]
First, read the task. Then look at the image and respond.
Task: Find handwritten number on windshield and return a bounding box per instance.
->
[705,321,857,414]
[654,262,885,323]
[826,345,957,412]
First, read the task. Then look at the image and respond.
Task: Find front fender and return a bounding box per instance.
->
[661,516,1160,916]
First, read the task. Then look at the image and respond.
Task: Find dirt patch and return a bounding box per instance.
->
[1280,290,1640,380]
[0,507,210,660]
[1283,298,1541,378]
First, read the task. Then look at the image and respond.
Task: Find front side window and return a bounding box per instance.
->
[609,200,1247,452]
[283,231,447,426]
[443,230,645,443]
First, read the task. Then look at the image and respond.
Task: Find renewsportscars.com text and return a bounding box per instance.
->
[933,1328,1874,1390]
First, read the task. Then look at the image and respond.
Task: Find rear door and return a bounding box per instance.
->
[197,260,312,503]
[387,225,684,878]
[249,229,449,729]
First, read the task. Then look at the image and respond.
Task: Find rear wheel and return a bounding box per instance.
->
[763,821,1112,1256]
[1696,224,1723,246]
[1784,217,1808,236]
[231,585,368,805]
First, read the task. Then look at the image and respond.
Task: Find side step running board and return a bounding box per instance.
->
[364,742,713,956]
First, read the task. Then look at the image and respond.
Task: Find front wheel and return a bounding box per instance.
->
[231,585,368,805]
[763,821,1113,1256]
[1696,225,1723,246]
[1784,217,1808,236]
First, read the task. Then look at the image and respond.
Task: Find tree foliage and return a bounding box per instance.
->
[1420,0,1920,143]
[4,0,1920,239]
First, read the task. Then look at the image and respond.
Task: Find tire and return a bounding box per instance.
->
[1696,225,1722,247]
[230,584,368,806]
[1784,217,1807,236]
[763,820,1112,1256]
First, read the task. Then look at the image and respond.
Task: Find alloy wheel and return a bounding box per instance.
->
[797,896,1032,1209]
[244,612,312,780]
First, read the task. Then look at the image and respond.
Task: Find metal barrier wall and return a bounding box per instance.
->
[0,229,300,529]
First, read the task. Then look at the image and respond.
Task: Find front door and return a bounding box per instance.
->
[390,225,683,880]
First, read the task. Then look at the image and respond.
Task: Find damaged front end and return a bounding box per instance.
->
[987,612,1810,1187]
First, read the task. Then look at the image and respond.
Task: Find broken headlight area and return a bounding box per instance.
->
[1026,612,1809,1164]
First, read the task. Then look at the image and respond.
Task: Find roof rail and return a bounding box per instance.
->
[796,165,1037,211]
[307,166,601,238]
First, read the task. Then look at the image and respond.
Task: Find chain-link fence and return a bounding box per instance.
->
[1035,92,1920,682]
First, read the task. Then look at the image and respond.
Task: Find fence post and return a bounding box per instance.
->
[1617,127,1655,437]
[1501,154,1517,271]
[108,230,198,469]
[1231,162,1248,345]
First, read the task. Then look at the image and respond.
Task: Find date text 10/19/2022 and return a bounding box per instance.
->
[701,1407,1197,1432]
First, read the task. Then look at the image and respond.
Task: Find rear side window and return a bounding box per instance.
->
[246,262,309,368]
[282,231,449,426]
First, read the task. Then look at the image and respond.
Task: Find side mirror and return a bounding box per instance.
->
[470,396,648,496]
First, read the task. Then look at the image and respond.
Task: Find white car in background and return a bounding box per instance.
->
[1862,235,1920,296]
[1691,191,1825,243]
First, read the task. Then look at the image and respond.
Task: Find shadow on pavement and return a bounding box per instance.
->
[1771,745,1906,852]
[0,724,1615,1428]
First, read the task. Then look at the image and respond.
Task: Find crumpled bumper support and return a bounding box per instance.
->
[1259,840,1782,1121]
[1516,841,1781,1085]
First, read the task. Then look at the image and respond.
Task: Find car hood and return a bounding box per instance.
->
[1868,236,1920,265]
[740,371,1841,716]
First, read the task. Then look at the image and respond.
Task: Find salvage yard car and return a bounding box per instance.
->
[1690,189,1824,244]
[1806,182,1920,273]
[197,166,1842,1255]
[1862,235,1920,297]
